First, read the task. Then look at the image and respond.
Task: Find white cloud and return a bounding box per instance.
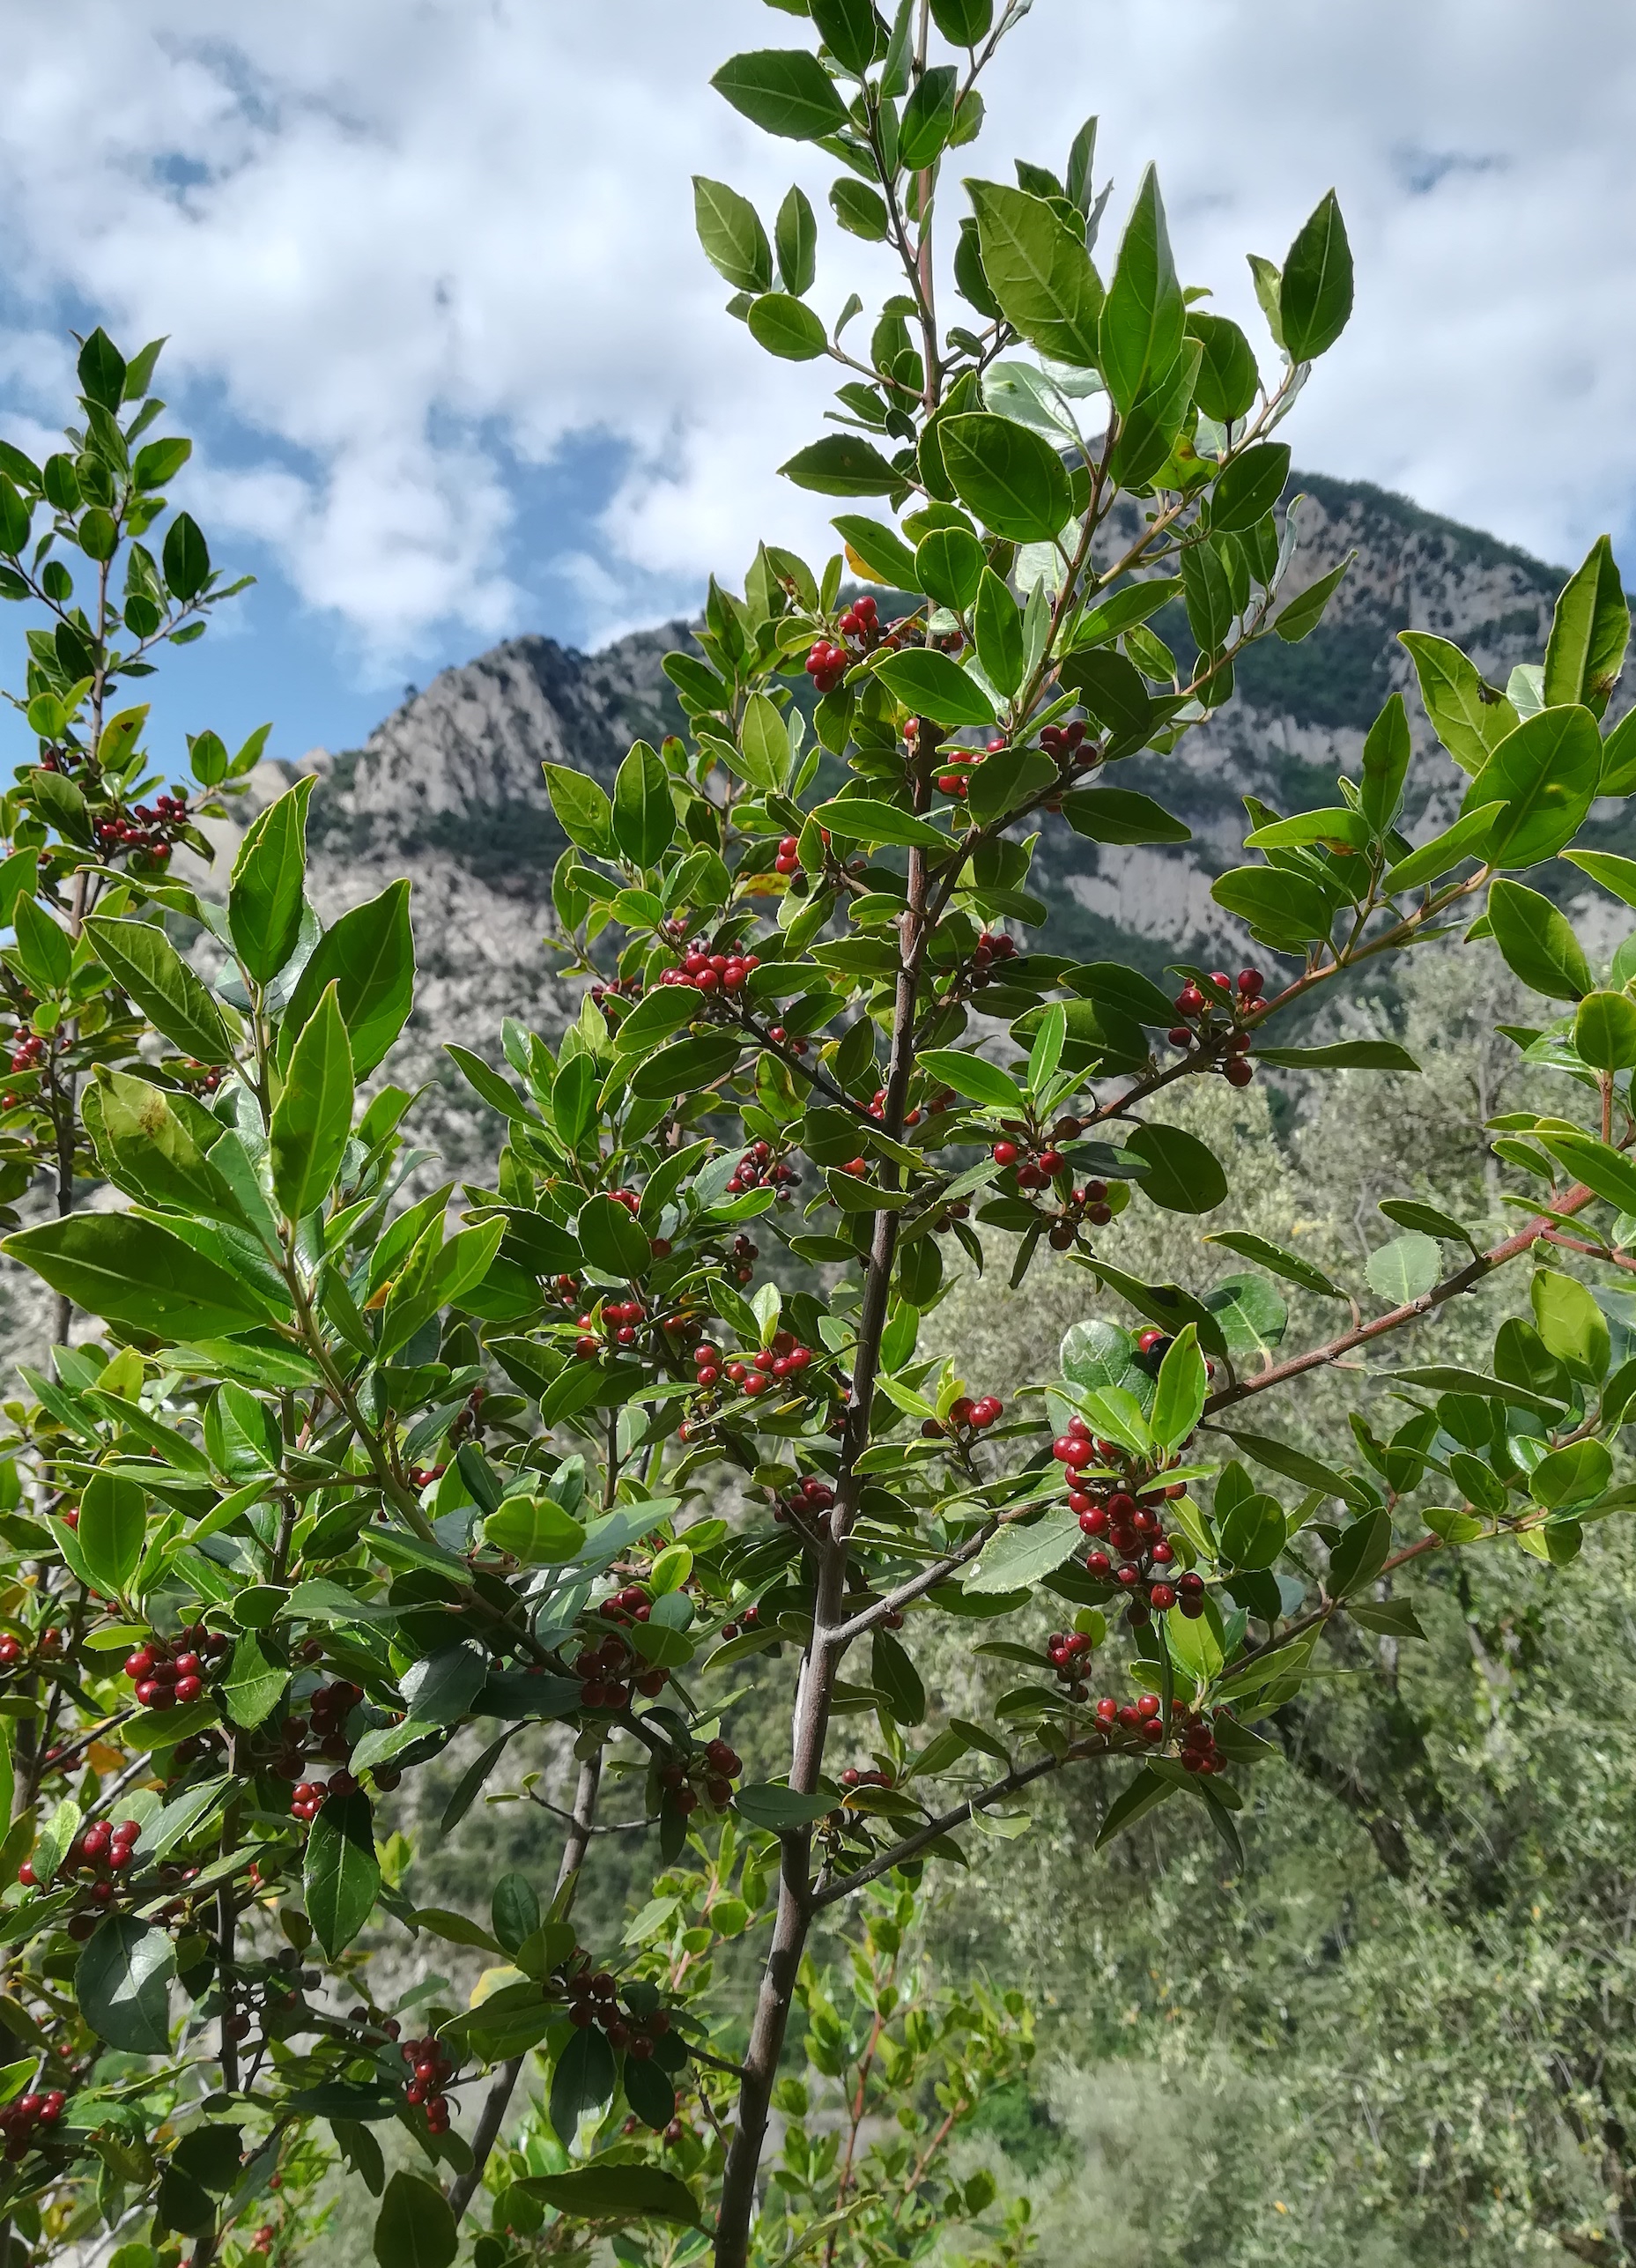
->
[0,0,1629,663]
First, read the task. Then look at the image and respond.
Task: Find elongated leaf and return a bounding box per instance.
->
[549,2026,619,2143]
[222,1633,287,1728]
[733,1783,835,1830]
[78,1473,145,1598]
[1253,1041,1418,1071]
[692,177,772,293]
[811,797,949,850]
[1486,878,1592,1001]
[280,882,414,1078]
[1126,1122,1226,1213]
[938,412,1071,542]
[4,1213,274,1338]
[1383,804,1503,893]
[748,292,827,360]
[1565,848,1636,908]
[781,435,903,496]
[833,515,920,589]
[917,1047,1026,1111]
[77,1916,174,2053]
[270,982,354,1222]
[875,649,996,727]
[84,915,235,1064]
[305,1790,380,1956]
[1462,703,1601,869]
[629,1032,742,1100]
[1210,443,1290,533]
[1535,1130,1636,1215]
[1398,632,1515,774]
[1094,1765,1177,1848]
[1328,1505,1393,1596]
[1543,534,1629,717]
[1061,789,1189,844]
[1151,1323,1205,1450]
[519,2167,703,2229]
[1204,1230,1346,1300]
[612,741,676,866]
[711,48,850,140]
[229,777,315,983]
[964,1508,1081,1595]
[1099,165,1184,411]
[966,181,1102,367]
[1278,189,1353,360]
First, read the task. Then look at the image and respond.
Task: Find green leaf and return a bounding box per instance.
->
[1534,1130,1636,1216]
[966,746,1055,826]
[1486,878,1592,1001]
[628,1032,743,1100]
[1218,1489,1285,1570]
[1531,1437,1613,1511]
[973,568,1025,695]
[519,2167,702,2230]
[229,777,315,984]
[811,797,949,849]
[1151,1323,1206,1450]
[373,2173,458,2268]
[781,434,903,496]
[1365,1233,1440,1304]
[966,181,1103,367]
[870,1627,926,1725]
[1203,1274,1288,1362]
[1543,535,1629,717]
[1599,708,1636,797]
[613,740,676,866]
[775,184,818,293]
[733,1783,836,1831]
[12,897,70,995]
[578,1192,653,1278]
[280,882,415,1078]
[964,1508,1082,1595]
[4,1213,275,1338]
[1209,443,1290,533]
[84,915,236,1064]
[832,177,892,241]
[917,525,986,611]
[1099,165,1184,411]
[1565,849,1636,908]
[874,648,996,726]
[163,512,211,600]
[899,63,959,167]
[712,48,851,139]
[305,1790,380,1957]
[270,982,354,1222]
[1462,703,1601,869]
[132,435,192,491]
[1379,1197,1481,1251]
[1278,189,1353,360]
[692,177,772,293]
[1251,1041,1418,1071]
[549,2027,619,2143]
[938,412,1072,542]
[1328,1506,1392,1596]
[485,1496,586,1564]
[1574,990,1636,1071]
[747,292,828,360]
[833,515,920,588]
[1186,312,1260,423]
[1126,1122,1227,1213]
[1360,693,1413,834]
[1272,556,1352,643]
[1061,789,1190,845]
[1210,865,1336,950]
[1203,1230,1346,1300]
[1398,631,1516,775]
[1531,1267,1610,1380]
[1094,1766,1177,1849]
[76,1916,176,2054]
[78,1473,144,1597]
[544,764,616,858]
[221,1634,287,1729]
[1382,802,1505,893]
[917,1047,1026,1112]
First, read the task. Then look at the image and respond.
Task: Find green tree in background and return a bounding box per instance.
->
[0,4,1626,2267]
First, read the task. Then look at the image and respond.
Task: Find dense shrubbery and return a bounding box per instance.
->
[0,5,1628,2267]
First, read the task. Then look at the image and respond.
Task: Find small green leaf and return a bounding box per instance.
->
[305,1790,380,1957]
[692,177,772,293]
[811,797,950,850]
[78,1473,145,1598]
[1365,1233,1440,1305]
[965,1508,1081,1596]
[1574,990,1636,1071]
[733,1783,836,1831]
[1462,703,1601,869]
[1398,631,1515,775]
[1278,189,1353,360]
[916,1047,1026,1112]
[84,915,236,1064]
[549,2026,619,2143]
[1543,535,1629,717]
[966,181,1102,367]
[747,293,828,360]
[781,434,903,496]
[544,765,616,858]
[1099,165,1184,412]
[517,2167,702,2230]
[229,777,315,984]
[1150,1323,1205,1450]
[278,882,415,1078]
[270,982,354,1222]
[1125,1123,1226,1214]
[612,740,676,866]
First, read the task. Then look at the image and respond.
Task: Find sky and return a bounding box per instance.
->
[0,0,1630,767]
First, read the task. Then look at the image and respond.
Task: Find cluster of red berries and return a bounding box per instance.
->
[660,1734,743,1815]
[965,930,1020,989]
[774,834,802,877]
[285,1680,365,1817]
[934,736,993,799]
[1173,1707,1229,1775]
[406,1463,447,1491]
[1039,719,1094,769]
[566,1966,676,2055]
[19,1815,142,1898]
[289,1778,349,1824]
[836,594,881,648]
[805,639,851,695]
[1046,1179,1114,1249]
[589,972,643,1018]
[124,1624,232,1709]
[574,1299,648,1360]
[179,1056,225,1095]
[7,1033,45,1081]
[1170,968,1264,1089]
[921,1394,1003,1439]
[725,1141,798,1198]
[400,2034,457,2132]
[991,1115,1086,1193]
[659,943,763,996]
[692,1330,816,1403]
[1055,1427,1206,1623]
[1046,1629,1097,1699]
[93,790,190,866]
[774,1473,836,1530]
[806,595,885,693]
[0,1628,42,1667]
[573,1623,666,1708]
[763,1023,810,1056]
[838,1764,895,1793]
[0,2091,68,2161]
[1092,1692,1165,1742]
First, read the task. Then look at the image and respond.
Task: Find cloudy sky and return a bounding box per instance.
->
[0,0,1630,762]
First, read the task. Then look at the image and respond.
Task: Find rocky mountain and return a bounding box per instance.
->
[252,473,1629,1157]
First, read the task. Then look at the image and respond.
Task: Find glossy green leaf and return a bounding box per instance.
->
[965,1508,1082,1595]
[270,982,354,1222]
[1186,311,1259,423]
[1382,802,1504,893]
[871,1627,926,1725]
[1574,990,1636,1071]
[78,1473,145,1597]
[1094,1765,1177,1849]
[899,64,958,168]
[372,2172,458,2268]
[747,292,828,360]
[1151,1323,1206,1450]
[1125,1122,1226,1213]
[578,1192,653,1278]
[733,1783,835,1830]
[1360,693,1412,834]
[966,181,1102,367]
[711,49,850,140]
[811,796,949,849]
[1203,1274,1288,1362]
[1534,1130,1636,1217]
[917,526,986,611]
[1203,1230,1346,1300]
[938,412,1071,543]
[775,185,818,293]
[1398,631,1516,775]
[228,776,315,984]
[549,2025,619,2143]
[833,515,919,588]
[1278,189,1353,360]
[628,1032,743,1099]
[485,1496,586,1563]
[76,1916,175,2054]
[781,434,903,496]
[1462,704,1601,869]
[613,740,676,866]
[876,647,996,727]
[306,1790,380,1957]
[222,1633,288,1729]
[685,180,766,297]
[84,915,236,1064]
[1565,848,1636,907]
[1365,1233,1440,1305]
[544,764,616,858]
[1328,1505,1392,1596]
[916,1048,1026,1112]
[1209,443,1290,533]
[1099,165,1184,411]
[1486,878,1592,1001]
[518,2166,702,2229]
[973,567,1025,694]
[1543,535,1628,717]
[279,882,415,1078]
[1210,866,1336,949]
[4,1213,274,1338]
